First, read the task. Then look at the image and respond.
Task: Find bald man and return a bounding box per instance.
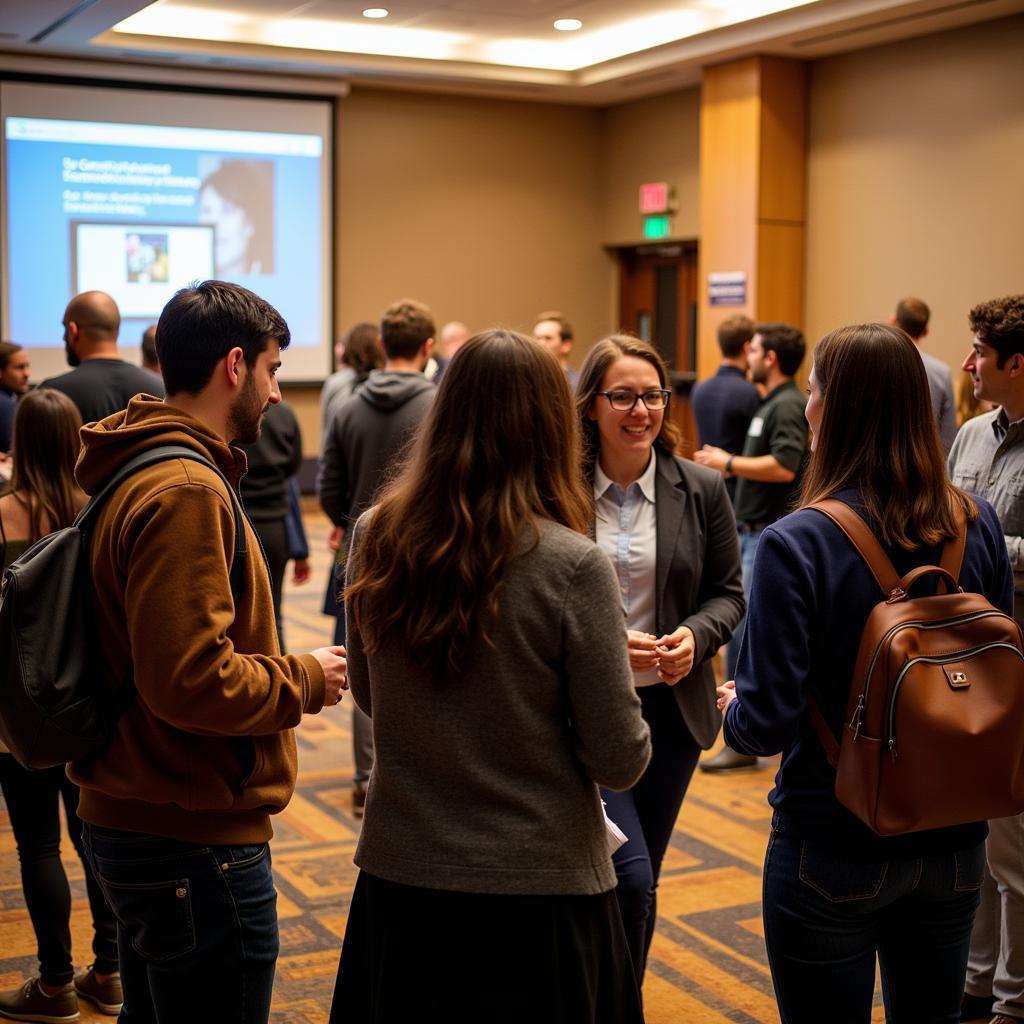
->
[433,320,470,380]
[42,291,164,423]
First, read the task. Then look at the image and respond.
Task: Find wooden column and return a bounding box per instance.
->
[697,56,807,381]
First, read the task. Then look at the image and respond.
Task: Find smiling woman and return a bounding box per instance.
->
[575,334,744,990]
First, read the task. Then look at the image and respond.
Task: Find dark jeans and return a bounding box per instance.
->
[763,816,986,1024]
[0,754,118,985]
[81,824,279,1024]
[600,683,702,984]
[725,526,762,680]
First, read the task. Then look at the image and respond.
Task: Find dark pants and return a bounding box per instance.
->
[0,754,118,985]
[763,817,986,1024]
[600,683,702,984]
[250,518,288,650]
[81,824,279,1024]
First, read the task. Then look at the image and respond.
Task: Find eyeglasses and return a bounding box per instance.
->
[596,389,671,412]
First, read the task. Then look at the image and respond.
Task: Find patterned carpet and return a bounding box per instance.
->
[0,508,900,1024]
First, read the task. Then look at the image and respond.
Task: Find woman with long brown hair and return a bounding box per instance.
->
[575,334,744,987]
[0,389,122,1021]
[328,329,650,1022]
[718,324,1013,1023]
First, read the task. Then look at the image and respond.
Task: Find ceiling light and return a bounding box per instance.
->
[553,18,582,31]
[362,8,388,17]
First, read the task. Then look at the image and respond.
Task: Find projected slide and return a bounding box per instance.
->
[2,99,331,380]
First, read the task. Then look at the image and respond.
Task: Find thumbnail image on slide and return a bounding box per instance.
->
[197,157,275,277]
[73,221,214,319]
[127,232,169,283]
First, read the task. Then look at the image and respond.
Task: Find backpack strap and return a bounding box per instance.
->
[939,502,968,585]
[806,499,902,768]
[77,445,247,602]
[809,499,903,599]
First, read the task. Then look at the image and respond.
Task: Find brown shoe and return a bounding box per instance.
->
[990,1016,1024,1024]
[699,747,760,773]
[73,968,122,1017]
[0,977,79,1023]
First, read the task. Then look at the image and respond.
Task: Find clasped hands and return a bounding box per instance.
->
[627,625,695,685]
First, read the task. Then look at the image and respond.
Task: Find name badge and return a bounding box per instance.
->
[747,416,764,438]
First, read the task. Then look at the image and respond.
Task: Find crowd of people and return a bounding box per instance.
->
[0,282,1022,1024]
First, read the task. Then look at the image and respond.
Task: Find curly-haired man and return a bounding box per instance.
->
[948,293,1024,1024]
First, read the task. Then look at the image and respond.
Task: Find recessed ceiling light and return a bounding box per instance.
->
[362,8,389,18]
[553,18,583,31]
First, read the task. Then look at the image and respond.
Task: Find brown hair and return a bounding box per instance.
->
[345,329,591,681]
[535,310,573,342]
[340,322,383,377]
[895,297,930,340]
[0,341,23,371]
[969,294,1024,367]
[9,389,83,542]
[575,334,681,480]
[800,323,976,549]
[380,299,435,361]
[717,315,754,358]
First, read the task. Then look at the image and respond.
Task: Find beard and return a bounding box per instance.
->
[65,342,80,368]
[227,371,267,445]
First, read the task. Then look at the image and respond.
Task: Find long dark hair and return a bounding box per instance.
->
[575,334,681,480]
[800,323,976,548]
[9,389,83,541]
[345,329,592,680]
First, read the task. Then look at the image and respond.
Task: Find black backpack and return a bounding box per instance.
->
[0,445,246,770]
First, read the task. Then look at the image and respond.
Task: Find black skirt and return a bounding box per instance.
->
[329,870,644,1024]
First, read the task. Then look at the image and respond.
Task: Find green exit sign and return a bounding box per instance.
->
[643,214,671,240]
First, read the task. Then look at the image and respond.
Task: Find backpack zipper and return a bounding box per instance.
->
[851,610,1012,736]
[885,642,1024,757]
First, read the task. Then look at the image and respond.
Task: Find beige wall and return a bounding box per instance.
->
[286,86,617,453]
[805,14,1024,379]
[600,87,701,245]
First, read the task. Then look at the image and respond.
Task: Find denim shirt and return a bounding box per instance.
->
[948,409,1024,629]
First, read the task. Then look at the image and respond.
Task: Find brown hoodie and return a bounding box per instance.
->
[69,395,326,844]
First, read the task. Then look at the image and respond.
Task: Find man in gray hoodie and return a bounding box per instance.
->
[318,298,436,812]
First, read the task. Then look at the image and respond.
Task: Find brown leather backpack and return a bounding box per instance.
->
[807,499,1024,836]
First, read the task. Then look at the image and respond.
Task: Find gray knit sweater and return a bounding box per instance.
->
[346,517,651,896]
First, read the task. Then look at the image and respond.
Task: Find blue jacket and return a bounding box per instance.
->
[724,489,1013,857]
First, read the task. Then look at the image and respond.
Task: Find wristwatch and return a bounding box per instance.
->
[725,455,735,476]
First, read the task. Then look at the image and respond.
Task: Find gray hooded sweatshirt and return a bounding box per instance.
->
[318,369,436,529]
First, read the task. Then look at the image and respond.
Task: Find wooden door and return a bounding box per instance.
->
[615,243,699,456]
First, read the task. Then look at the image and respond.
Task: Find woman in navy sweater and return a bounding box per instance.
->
[719,323,1014,1024]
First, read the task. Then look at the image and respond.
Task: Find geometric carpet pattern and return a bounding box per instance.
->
[0,508,900,1023]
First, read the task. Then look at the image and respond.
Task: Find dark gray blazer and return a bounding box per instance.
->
[636,449,744,749]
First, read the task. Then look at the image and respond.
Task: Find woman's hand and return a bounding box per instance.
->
[627,630,660,672]
[653,625,695,684]
[292,558,312,585]
[716,679,737,713]
[328,525,344,553]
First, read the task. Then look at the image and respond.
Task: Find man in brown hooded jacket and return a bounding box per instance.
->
[71,281,347,1024]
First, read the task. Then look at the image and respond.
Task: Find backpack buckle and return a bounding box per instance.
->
[944,665,970,689]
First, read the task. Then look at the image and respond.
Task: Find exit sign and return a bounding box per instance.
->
[639,181,670,214]
[643,214,672,240]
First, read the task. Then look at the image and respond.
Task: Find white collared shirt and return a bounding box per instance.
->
[594,452,660,687]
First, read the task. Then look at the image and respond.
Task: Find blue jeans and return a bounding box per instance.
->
[763,816,986,1023]
[601,684,702,984]
[81,824,279,1024]
[725,527,762,680]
